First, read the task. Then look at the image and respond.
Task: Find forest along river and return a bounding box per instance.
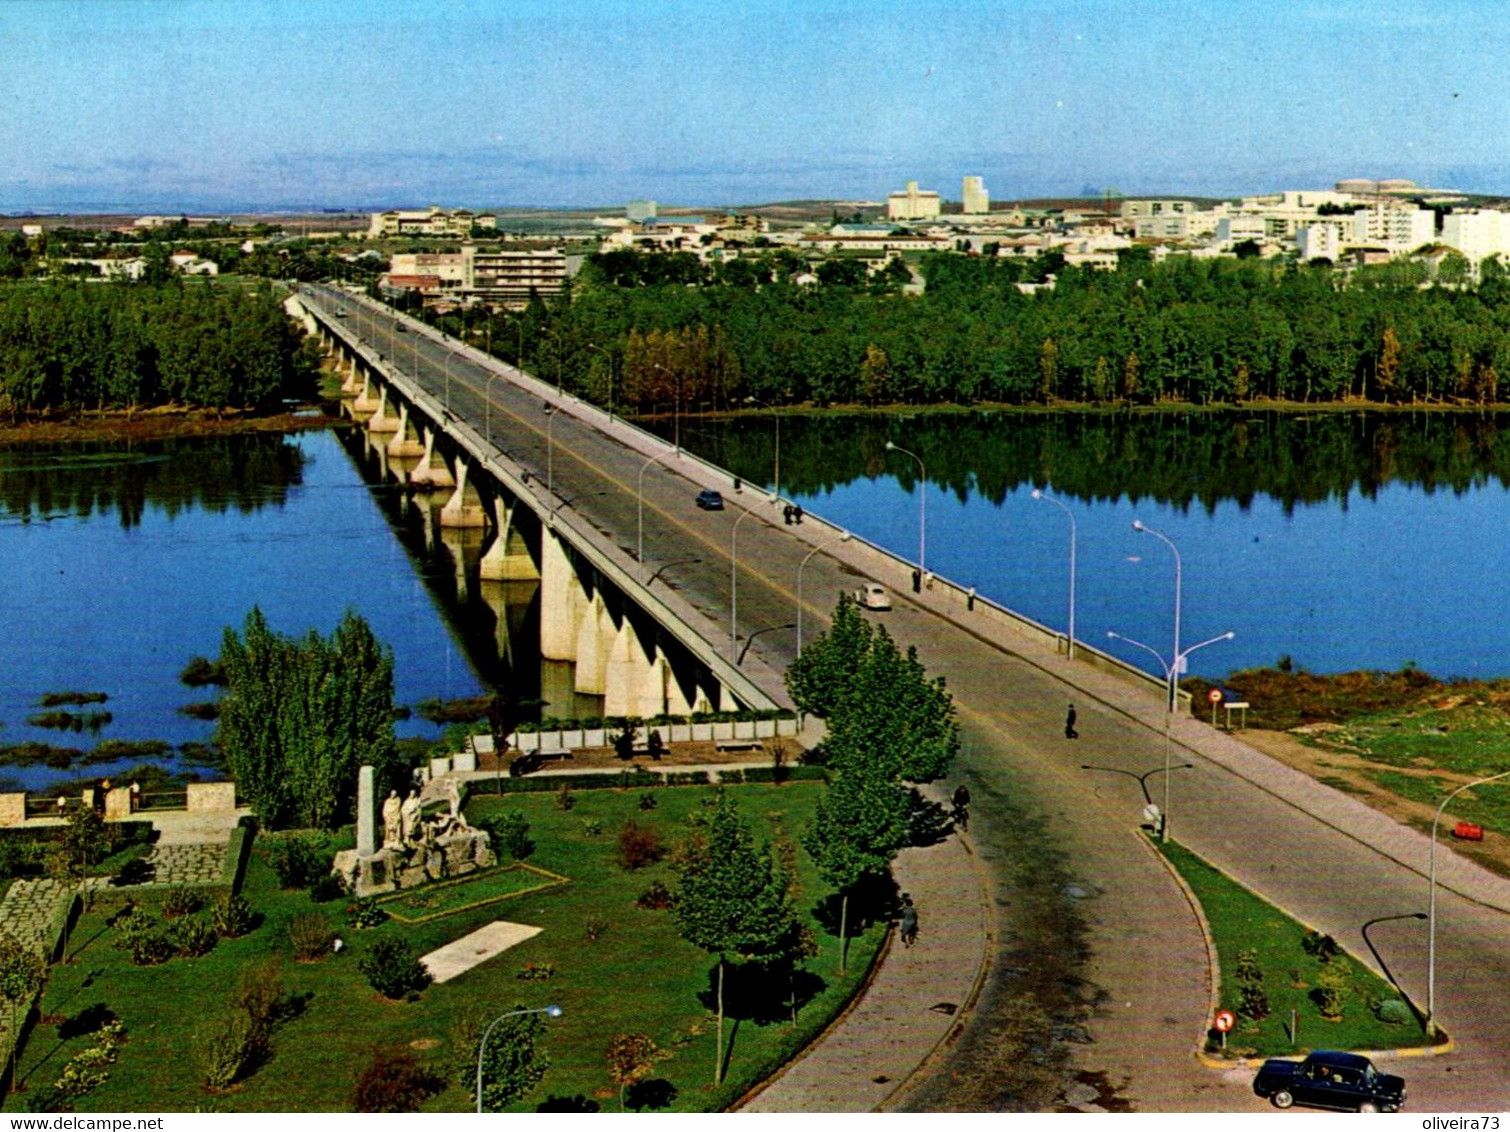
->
[679,408,1510,682]
[0,426,488,792]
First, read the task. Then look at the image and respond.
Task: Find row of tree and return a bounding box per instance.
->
[0,279,318,416]
[438,249,1510,411]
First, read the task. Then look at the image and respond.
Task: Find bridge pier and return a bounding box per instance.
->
[352,373,381,415]
[539,527,586,661]
[386,404,426,458]
[479,498,539,581]
[366,385,400,434]
[440,458,487,529]
[409,428,456,490]
[573,594,609,695]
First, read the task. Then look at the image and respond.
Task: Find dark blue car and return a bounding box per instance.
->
[1253,1050,1405,1112]
[695,489,724,510]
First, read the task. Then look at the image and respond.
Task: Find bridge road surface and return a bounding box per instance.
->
[308,287,1510,1111]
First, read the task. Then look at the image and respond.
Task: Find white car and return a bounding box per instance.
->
[855,583,891,610]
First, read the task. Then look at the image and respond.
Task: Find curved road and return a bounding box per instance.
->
[307,286,1510,1112]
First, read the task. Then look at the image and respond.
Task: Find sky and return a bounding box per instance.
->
[4,0,1510,213]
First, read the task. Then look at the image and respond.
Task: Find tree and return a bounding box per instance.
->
[785,592,874,718]
[0,932,45,1089]
[605,1032,660,1112]
[1374,327,1402,402]
[672,790,798,1084]
[217,607,399,830]
[48,804,109,883]
[471,1008,550,1112]
[802,769,910,972]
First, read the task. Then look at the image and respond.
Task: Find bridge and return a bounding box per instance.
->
[287,283,1510,1111]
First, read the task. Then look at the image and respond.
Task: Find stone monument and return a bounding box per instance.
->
[333,766,496,896]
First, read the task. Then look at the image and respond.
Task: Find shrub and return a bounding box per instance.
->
[48,1018,126,1106]
[235,960,285,1037]
[517,961,554,981]
[638,792,658,811]
[1302,929,1340,963]
[1375,998,1412,1025]
[1238,979,1270,1021]
[351,1046,443,1112]
[180,655,227,687]
[212,893,254,939]
[581,819,603,838]
[308,872,347,903]
[584,915,609,942]
[263,833,333,889]
[347,897,389,929]
[289,912,335,961]
[111,907,174,966]
[480,811,534,860]
[171,917,218,959]
[554,783,575,811]
[635,881,674,911]
[1234,948,1262,984]
[200,1010,258,1089]
[615,820,663,871]
[359,938,431,1001]
[161,886,202,919]
[1311,964,1350,1019]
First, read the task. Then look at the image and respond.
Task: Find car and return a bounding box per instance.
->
[334,307,347,317]
[695,489,724,510]
[394,322,406,332]
[1252,1050,1405,1113]
[854,583,891,610]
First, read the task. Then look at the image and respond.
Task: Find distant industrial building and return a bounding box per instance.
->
[887,181,942,221]
[961,176,989,216]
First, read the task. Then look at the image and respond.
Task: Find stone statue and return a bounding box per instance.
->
[382,789,403,848]
[445,776,463,819]
[400,790,422,843]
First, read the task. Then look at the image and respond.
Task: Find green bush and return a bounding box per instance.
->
[480,811,533,860]
[289,912,335,961]
[1238,979,1270,1021]
[200,1010,258,1089]
[1375,998,1412,1025]
[211,893,254,939]
[161,886,202,919]
[1311,963,1349,1019]
[358,938,431,1001]
[351,1045,443,1112]
[170,917,218,959]
[263,833,333,889]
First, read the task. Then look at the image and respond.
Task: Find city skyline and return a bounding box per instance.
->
[5,0,1510,213]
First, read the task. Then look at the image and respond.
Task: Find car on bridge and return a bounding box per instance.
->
[854,583,891,610]
[695,489,724,511]
[1252,1050,1405,1112]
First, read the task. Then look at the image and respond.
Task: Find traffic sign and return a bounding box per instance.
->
[1207,687,1224,704]
[1214,1009,1235,1033]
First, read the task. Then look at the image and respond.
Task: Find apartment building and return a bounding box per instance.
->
[1442,209,1510,266]
[384,245,565,308]
[368,207,496,239]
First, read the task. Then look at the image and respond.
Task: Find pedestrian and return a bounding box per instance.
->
[794,503,804,524]
[951,783,971,831]
[783,503,793,525]
[899,893,918,948]
[1065,703,1078,739]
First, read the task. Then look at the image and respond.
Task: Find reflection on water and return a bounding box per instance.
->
[669,409,1510,680]
[0,428,486,789]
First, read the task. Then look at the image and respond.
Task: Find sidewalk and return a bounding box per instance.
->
[739,789,989,1113]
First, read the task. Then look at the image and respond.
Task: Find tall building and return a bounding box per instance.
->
[887,181,942,221]
[962,176,989,216]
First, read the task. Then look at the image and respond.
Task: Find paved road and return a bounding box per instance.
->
[305,287,1510,1111]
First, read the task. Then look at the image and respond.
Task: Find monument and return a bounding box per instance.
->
[333,765,496,896]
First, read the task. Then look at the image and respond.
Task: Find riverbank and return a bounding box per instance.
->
[0,405,336,448]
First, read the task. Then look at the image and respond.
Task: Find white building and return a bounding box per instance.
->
[1295,223,1345,262]
[368,207,495,239]
[1441,209,1510,266]
[887,181,942,221]
[385,246,565,308]
[1349,203,1435,254]
[961,176,989,216]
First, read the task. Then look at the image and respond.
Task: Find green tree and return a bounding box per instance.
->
[605,1032,660,1111]
[802,769,910,973]
[672,790,798,1084]
[0,932,45,1087]
[785,592,874,718]
[471,1008,550,1112]
[47,804,109,883]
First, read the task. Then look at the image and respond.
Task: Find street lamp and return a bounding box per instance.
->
[1132,519,1180,709]
[738,621,796,666]
[1427,769,1510,1036]
[476,1004,563,1112]
[730,505,760,663]
[1105,628,1233,841]
[1031,488,1077,659]
[636,449,675,582]
[885,440,926,579]
[1360,912,1428,1004]
[1079,762,1194,806]
[797,531,852,655]
[744,396,781,499]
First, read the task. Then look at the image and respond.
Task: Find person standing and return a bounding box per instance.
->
[951,783,971,831]
[1065,703,1078,739]
[899,893,919,948]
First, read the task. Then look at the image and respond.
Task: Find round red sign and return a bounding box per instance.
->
[1207,687,1224,704]
[1214,1009,1236,1033]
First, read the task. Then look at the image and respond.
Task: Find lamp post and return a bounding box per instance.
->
[1132,519,1180,710]
[475,1005,563,1112]
[636,449,675,581]
[1031,488,1077,659]
[885,441,926,578]
[1079,762,1194,806]
[1427,769,1510,1036]
[797,531,852,655]
[730,505,760,663]
[1105,628,1233,841]
[585,342,614,423]
[739,621,796,666]
[1360,912,1428,1003]
[744,396,781,499]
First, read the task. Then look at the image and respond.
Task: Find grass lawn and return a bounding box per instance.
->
[4,780,887,1113]
[1157,838,1430,1058]
[378,863,567,924]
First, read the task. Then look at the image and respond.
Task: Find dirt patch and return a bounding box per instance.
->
[1239,728,1510,878]
[0,407,336,448]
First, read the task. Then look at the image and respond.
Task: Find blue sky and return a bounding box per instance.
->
[3,0,1509,212]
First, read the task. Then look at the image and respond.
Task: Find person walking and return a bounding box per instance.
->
[951,783,971,831]
[1064,703,1078,739]
[899,893,918,948]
